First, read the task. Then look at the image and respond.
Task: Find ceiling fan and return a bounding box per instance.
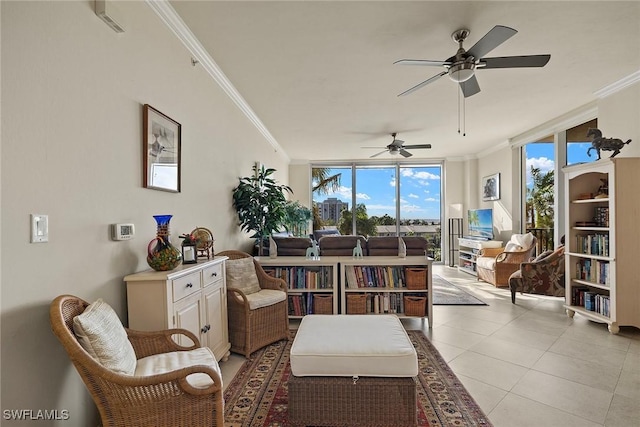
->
[395,25,551,98]
[364,133,431,158]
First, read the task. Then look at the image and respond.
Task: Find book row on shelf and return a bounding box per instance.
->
[575,233,609,257]
[594,206,610,227]
[263,266,333,289]
[575,259,610,285]
[348,292,423,315]
[288,293,333,316]
[571,286,610,317]
[344,265,421,289]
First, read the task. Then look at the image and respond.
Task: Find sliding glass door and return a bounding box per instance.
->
[311,163,442,261]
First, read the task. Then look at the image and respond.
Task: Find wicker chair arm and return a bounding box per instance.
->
[498,250,532,265]
[227,286,251,309]
[95,363,222,396]
[254,263,287,292]
[478,247,504,258]
[126,328,200,359]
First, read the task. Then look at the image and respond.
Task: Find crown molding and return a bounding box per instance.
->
[509,101,598,148]
[594,70,640,99]
[145,0,289,162]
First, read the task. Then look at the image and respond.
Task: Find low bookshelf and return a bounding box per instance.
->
[256,256,339,319]
[340,256,433,327]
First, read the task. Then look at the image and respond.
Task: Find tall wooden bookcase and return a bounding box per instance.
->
[563,157,640,333]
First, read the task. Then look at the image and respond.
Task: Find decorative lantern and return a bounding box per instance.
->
[180,233,198,264]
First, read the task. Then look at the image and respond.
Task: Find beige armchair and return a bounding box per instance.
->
[476,234,537,287]
[218,250,289,358]
[50,295,224,427]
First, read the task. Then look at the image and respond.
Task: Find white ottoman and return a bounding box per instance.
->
[289,315,418,426]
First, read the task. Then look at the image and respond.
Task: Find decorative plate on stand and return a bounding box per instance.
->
[191,227,214,259]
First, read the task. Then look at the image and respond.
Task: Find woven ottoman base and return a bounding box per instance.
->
[288,375,417,427]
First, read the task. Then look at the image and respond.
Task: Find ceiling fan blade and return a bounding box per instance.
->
[467,25,517,59]
[480,54,551,69]
[394,59,451,67]
[403,144,432,149]
[370,150,388,158]
[398,71,447,97]
[399,149,413,158]
[459,75,481,98]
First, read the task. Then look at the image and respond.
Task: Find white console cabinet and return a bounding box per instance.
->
[124,257,231,361]
[457,238,503,276]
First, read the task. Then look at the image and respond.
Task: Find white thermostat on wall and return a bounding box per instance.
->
[111,223,135,241]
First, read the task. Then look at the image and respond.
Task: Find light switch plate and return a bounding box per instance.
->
[31,214,49,243]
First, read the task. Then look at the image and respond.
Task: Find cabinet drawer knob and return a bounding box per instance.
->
[186,283,193,288]
[211,272,217,277]
[201,326,208,333]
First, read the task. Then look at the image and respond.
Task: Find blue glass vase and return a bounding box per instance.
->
[147,215,182,271]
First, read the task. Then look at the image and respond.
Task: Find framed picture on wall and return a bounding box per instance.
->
[482,173,500,201]
[143,104,181,192]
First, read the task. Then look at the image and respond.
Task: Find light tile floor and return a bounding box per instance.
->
[219,264,640,427]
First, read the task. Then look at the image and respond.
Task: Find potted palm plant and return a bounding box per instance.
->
[232,164,292,255]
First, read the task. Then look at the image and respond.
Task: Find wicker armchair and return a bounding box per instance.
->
[476,235,537,287]
[50,295,223,427]
[218,250,289,358]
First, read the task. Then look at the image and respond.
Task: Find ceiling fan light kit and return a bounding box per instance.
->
[448,63,475,83]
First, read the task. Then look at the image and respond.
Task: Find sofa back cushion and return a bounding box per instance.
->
[272,236,312,256]
[225,257,262,295]
[73,298,136,375]
[318,235,367,256]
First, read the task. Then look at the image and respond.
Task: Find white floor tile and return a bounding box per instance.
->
[489,393,602,427]
[448,350,529,391]
[426,324,486,349]
[455,373,507,414]
[470,335,546,368]
[604,393,640,427]
[532,351,621,392]
[548,336,628,369]
[511,370,613,424]
[491,324,560,352]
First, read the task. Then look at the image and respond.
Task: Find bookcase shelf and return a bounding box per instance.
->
[256,256,339,319]
[562,158,640,334]
[340,256,433,328]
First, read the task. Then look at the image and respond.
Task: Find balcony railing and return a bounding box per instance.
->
[526,228,555,255]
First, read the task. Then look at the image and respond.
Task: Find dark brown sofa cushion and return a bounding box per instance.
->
[366,236,429,256]
[402,236,429,256]
[366,236,400,256]
[272,236,312,256]
[318,235,367,256]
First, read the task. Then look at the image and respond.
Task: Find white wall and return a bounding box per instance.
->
[598,82,640,158]
[472,81,640,244]
[1,1,287,425]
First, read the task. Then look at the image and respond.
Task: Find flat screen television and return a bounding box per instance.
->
[467,208,494,240]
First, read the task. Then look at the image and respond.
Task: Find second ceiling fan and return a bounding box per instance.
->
[395,25,551,98]
[365,133,431,158]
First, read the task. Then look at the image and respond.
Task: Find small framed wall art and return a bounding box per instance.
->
[143,104,181,192]
[482,173,500,201]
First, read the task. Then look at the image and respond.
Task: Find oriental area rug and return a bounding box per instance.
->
[223,330,492,427]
